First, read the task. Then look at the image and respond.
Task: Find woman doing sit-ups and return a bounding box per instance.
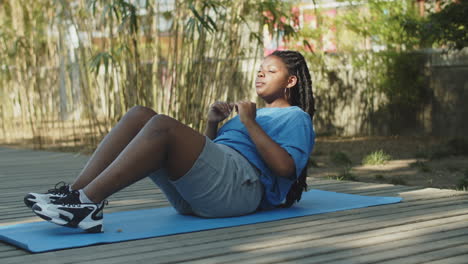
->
[24,50,316,233]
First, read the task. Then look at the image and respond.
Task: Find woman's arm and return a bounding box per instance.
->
[236,101,296,179]
[204,121,219,140]
[244,119,295,179]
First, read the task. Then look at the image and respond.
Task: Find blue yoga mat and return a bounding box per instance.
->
[0,189,402,253]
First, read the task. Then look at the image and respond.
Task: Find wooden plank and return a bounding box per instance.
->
[1,147,467,264]
[206,229,468,264]
[424,254,468,264]
[1,194,466,262]
[7,200,466,264]
[2,185,465,226]
[278,228,468,264]
[1,185,466,229]
[68,214,468,264]
[378,244,468,264]
[3,180,420,225]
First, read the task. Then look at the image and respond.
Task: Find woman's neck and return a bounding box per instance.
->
[265,98,291,108]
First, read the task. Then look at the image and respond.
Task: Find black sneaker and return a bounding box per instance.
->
[32,190,106,233]
[24,181,71,208]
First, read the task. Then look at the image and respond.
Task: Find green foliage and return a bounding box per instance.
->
[87,0,139,35]
[0,0,298,149]
[403,0,468,50]
[187,0,221,33]
[379,51,429,108]
[330,151,352,166]
[292,0,438,136]
[456,170,468,191]
[326,169,357,182]
[89,52,117,75]
[325,174,339,181]
[338,0,468,51]
[308,157,319,168]
[447,138,468,156]
[362,150,392,165]
[414,151,429,159]
[374,174,385,181]
[327,151,356,181]
[428,145,453,160]
[374,174,407,186]
[254,0,297,40]
[427,137,468,159]
[410,161,431,173]
[336,1,431,127]
[335,0,422,51]
[338,168,357,181]
[447,166,459,173]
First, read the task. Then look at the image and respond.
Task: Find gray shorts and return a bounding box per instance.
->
[148,137,263,218]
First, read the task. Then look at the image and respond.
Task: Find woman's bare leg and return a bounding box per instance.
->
[82,114,206,203]
[70,106,157,190]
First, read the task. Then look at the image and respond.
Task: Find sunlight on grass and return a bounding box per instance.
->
[362,150,392,165]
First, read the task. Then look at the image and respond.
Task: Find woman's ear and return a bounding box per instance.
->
[286,75,298,88]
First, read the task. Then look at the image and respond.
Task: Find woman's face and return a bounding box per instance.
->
[255,55,296,102]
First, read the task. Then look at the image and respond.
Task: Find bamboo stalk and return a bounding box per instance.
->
[0,0,278,151]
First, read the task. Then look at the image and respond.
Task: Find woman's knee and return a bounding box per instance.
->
[147,114,177,127]
[145,114,178,138]
[126,105,157,124]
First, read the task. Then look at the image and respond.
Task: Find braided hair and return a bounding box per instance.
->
[270,50,315,208]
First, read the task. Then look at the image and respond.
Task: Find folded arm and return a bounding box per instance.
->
[236,101,295,179]
[243,119,295,179]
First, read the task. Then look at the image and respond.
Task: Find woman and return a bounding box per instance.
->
[24,50,316,233]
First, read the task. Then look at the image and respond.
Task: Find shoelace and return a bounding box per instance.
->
[53,190,81,206]
[53,190,109,207]
[47,181,70,195]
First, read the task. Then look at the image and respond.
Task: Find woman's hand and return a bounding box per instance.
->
[207,101,234,123]
[235,100,257,125]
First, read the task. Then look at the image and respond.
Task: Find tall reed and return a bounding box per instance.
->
[0,0,295,151]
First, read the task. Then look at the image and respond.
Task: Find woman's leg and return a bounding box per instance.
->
[82,114,206,203]
[148,169,194,215]
[71,106,157,190]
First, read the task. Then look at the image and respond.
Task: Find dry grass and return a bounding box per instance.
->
[311,136,468,190]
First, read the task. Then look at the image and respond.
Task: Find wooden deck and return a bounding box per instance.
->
[1,146,467,264]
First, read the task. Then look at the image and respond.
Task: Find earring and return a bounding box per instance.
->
[284,88,290,101]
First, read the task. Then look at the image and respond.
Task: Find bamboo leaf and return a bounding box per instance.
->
[189,4,214,33]
[86,0,98,15]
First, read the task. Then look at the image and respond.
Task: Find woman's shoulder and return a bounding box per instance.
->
[259,106,309,118]
[282,106,311,120]
[258,106,303,113]
[259,106,311,125]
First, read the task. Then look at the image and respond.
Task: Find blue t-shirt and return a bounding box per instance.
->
[213,106,315,209]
